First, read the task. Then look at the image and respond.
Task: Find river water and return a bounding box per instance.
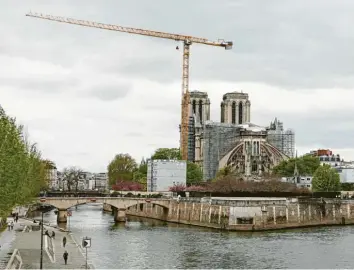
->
[5,204,354,268]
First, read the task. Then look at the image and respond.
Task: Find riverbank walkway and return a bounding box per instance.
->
[8,219,90,269]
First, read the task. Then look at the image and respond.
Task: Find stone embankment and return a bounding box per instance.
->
[114,197,354,231]
[2,218,94,269]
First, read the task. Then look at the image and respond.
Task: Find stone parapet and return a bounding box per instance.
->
[126,198,354,231]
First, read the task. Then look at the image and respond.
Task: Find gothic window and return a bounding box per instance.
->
[221,103,225,123]
[199,100,203,122]
[252,160,257,172]
[239,101,243,124]
[192,100,196,114]
[232,102,236,124]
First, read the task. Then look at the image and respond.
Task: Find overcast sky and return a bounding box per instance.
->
[1,0,354,172]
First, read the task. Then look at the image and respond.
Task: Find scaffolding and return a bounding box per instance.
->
[266,118,295,158]
[202,121,241,181]
[187,116,195,162]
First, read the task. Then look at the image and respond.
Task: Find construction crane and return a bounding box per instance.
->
[25,12,233,161]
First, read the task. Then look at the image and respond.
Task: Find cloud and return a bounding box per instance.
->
[1,0,354,172]
[85,83,132,101]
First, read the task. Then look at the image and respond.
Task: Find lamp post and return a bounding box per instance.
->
[39,198,46,270]
[40,210,44,269]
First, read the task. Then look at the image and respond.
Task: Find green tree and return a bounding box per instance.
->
[186,162,202,185]
[216,166,233,179]
[341,183,354,191]
[312,164,341,192]
[133,158,148,190]
[0,107,47,218]
[151,148,181,160]
[107,154,137,185]
[273,155,320,177]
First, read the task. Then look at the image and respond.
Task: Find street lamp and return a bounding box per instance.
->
[38,198,48,270]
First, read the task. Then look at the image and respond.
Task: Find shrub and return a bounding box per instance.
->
[168,183,186,192]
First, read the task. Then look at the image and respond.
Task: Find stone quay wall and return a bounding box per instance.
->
[124,198,354,231]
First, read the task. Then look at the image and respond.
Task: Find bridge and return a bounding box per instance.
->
[38,197,171,223]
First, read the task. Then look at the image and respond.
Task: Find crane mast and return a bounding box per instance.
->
[26,12,233,161]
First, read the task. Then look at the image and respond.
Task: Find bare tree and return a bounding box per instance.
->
[62,166,83,192]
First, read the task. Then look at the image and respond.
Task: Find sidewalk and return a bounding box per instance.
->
[0,222,18,269]
[10,219,90,269]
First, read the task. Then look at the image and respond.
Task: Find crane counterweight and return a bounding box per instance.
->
[26,11,233,161]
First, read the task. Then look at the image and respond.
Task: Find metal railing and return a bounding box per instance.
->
[45,236,55,263]
[5,249,22,270]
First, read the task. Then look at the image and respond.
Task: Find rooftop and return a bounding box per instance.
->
[237,122,266,132]
[222,91,249,100]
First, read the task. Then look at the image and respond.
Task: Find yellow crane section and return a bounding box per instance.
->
[25,12,233,161]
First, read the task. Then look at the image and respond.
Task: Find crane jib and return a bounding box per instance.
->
[25,11,233,161]
[25,12,232,47]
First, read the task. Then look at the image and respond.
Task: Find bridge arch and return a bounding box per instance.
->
[37,197,171,223]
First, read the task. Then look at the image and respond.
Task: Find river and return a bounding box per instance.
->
[6,204,354,268]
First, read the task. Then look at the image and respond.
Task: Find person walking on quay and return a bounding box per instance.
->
[62,236,67,248]
[63,250,68,265]
[51,231,55,239]
[10,221,14,230]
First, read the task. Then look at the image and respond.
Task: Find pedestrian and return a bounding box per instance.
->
[63,250,68,265]
[45,230,50,237]
[10,221,14,230]
[62,236,67,247]
[51,231,55,239]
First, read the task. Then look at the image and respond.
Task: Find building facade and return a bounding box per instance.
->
[147,160,186,192]
[187,91,293,181]
[93,173,108,191]
[44,160,58,190]
[218,123,289,180]
[337,167,354,183]
[47,167,58,190]
[281,176,313,190]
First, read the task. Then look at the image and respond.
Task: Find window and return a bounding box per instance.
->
[192,100,196,114]
[221,103,225,122]
[231,102,236,124]
[199,100,203,122]
[252,160,257,172]
[238,101,243,124]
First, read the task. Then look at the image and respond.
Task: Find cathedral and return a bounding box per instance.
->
[187,91,295,181]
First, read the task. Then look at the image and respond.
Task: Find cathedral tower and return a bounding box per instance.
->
[220,91,251,124]
[188,91,210,164]
[189,91,210,124]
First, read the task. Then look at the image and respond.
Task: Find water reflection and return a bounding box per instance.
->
[26,204,354,269]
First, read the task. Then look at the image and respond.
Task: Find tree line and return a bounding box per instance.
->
[107,147,343,193]
[272,155,341,192]
[107,148,203,190]
[0,107,48,218]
